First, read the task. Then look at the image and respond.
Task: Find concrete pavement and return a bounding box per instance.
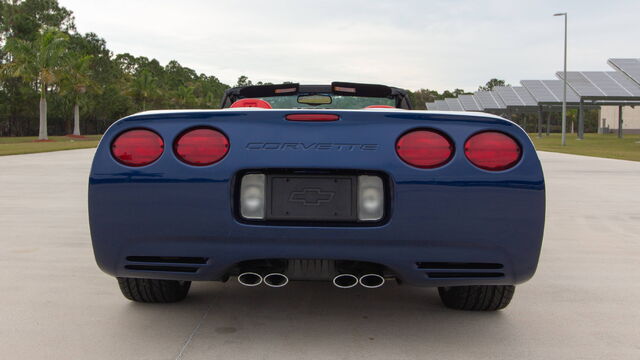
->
[0,149,639,359]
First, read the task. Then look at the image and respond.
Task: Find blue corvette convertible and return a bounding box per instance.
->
[89,82,545,310]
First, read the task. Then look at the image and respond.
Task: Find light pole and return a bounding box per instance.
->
[554,12,568,146]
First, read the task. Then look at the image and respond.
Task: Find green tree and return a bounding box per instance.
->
[407,89,439,110]
[172,85,196,108]
[1,0,75,136]
[479,78,508,91]
[128,70,158,111]
[442,88,469,98]
[114,52,137,75]
[2,27,68,139]
[1,0,235,136]
[235,75,253,87]
[0,0,75,41]
[60,54,93,135]
[201,92,217,108]
[193,73,228,108]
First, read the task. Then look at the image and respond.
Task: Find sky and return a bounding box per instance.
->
[58,0,640,92]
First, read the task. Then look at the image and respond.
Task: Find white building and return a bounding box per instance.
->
[599,106,640,134]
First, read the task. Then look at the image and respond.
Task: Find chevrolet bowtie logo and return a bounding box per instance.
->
[289,188,335,206]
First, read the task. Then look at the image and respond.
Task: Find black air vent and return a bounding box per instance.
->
[427,272,504,278]
[124,265,199,273]
[416,262,505,279]
[126,256,208,264]
[125,256,209,273]
[416,262,503,270]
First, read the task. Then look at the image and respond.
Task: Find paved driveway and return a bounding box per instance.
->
[1,149,638,359]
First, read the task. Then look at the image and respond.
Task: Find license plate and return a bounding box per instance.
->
[266,175,357,221]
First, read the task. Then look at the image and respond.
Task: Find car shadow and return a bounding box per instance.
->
[115,280,519,357]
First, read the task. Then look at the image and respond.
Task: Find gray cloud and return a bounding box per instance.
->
[59,0,640,91]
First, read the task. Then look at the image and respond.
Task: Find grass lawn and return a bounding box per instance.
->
[529,133,640,162]
[0,135,102,156]
[1,132,638,161]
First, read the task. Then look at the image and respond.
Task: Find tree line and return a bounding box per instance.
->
[0,0,229,138]
[0,0,488,139]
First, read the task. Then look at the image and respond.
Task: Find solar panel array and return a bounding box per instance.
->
[608,58,640,86]
[436,99,450,110]
[426,95,483,111]
[426,101,443,110]
[457,94,483,111]
[493,87,519,106]
[514,87,538,106]
[474,91,506,110]
[555,71,640,99]
[494,86,537,108]
[520,80,581,104]
[444,97,464,111]
[423,57,640,113]
[427,99,449,111]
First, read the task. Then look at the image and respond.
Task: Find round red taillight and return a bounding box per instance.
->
[174,128,229,166]
[464,131,521,171]
[111,129,164,167]
[396,130,454,169]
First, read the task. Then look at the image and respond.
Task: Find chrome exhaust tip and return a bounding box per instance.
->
[263,273,289,288]
[359,274,385,288]
[332,274,358,289]
[238,272,263,287]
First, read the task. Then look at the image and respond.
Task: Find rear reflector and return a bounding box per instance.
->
[285,114,339,122]
[464,131,521,171]
[396,130,454,169]
[111,129,164,167]
[174,128,229,166]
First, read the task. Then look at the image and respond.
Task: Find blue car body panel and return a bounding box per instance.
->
[88,109,545,286]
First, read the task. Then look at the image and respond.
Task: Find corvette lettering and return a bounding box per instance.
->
[246,142,379,151]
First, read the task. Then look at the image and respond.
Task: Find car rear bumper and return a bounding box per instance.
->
[99,238,537,287]
[90,178,544,287]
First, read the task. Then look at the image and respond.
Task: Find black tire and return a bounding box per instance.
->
[438,285,515,311]
[117,277,191,303]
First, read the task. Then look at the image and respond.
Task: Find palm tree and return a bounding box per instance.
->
[202,92,217,108]
[2,28,68,140]
[128,70,158,111]
[172,85,195,108]
[61,54,93,135]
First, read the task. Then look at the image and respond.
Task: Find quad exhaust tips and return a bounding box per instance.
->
[238,272,263,287]
[239,271,385,288]
[263,273,289,288]
[359,273,385,288]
